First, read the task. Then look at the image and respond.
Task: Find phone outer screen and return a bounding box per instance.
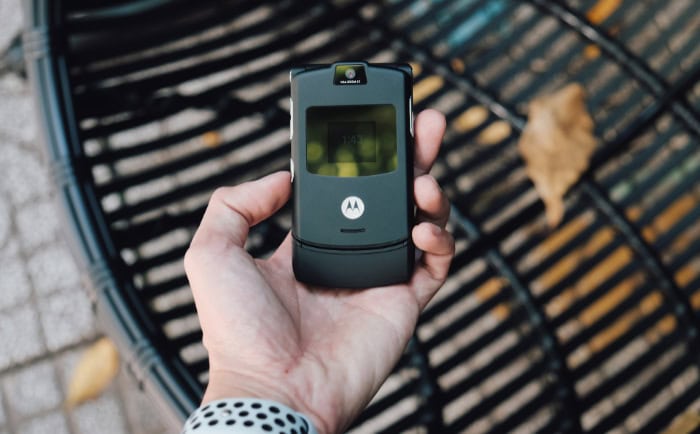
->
[306,104,397,177]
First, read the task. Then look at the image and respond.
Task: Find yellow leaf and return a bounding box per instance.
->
[454,106,489,133]
[477,120,512,145]
[517,83,598,228]
[663,409,700,434]
[408,62,422,77]
[65,338,120,409]
[584,44,601,60]
[413,75,444,104]
[586,0,621,24]
[202,131,222,148]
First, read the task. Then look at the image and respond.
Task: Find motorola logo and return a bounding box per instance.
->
[341,196,365,220]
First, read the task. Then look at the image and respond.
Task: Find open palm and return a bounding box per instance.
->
[184,110,453,434]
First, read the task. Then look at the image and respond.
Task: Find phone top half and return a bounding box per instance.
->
[290,62,414,288]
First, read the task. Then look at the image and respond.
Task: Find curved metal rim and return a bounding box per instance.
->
[22,0,202,424]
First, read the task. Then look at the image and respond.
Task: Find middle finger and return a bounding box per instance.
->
[414,174,450,228]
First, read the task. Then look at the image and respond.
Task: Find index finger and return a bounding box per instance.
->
[414,109,447,177]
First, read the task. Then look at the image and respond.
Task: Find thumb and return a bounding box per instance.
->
[190,171,291,250]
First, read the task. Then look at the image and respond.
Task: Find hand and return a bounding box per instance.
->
[184,110,453,434]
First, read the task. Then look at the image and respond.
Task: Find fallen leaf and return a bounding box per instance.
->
[664,410,700,434]
[408,62,422,76]
[517,83,598,228]
[586,0,621,24]
[413,75,444,104]
[451,58,465,74]
[584,45,602,60]
[584,25,620,60]
[585,0,620,59]
[65,337,120,409]
[477,120,512,145]
[454,106,489,133]
[202,131,222,148]
[474,277,509,320]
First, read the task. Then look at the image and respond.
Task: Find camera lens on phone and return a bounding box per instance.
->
[345,68,356,79]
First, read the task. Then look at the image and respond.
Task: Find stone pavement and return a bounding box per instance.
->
[0,1,172,432]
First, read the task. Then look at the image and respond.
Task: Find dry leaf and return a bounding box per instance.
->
[584,0,621,59]
[451,58,465,74]
[586,0,621,24]
[584,45,602,60]
[584,25,620,59]
[663,410,700,434]
[477,120,512,145]
[65,337,120,408]
[518,83,598,228]
[202,131,222,148]
[454,106,489,133]
[408,62,422,76]
[413,75,444,104]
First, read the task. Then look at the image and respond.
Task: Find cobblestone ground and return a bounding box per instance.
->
[0,1,172,432]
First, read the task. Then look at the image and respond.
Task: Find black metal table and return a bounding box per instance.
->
[23,0,700,431]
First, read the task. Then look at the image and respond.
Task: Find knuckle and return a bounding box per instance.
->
[210,186,230,204]
[183,245,200,274]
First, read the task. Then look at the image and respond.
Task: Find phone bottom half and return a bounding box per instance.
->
[292,237,414,289]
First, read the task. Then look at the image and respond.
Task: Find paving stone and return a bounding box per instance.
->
[16,411,70,434]
[0,303,45,370]
[0,193,10,247]
[54,346,82,394]
[0,92,35,144]
[71,391,128,434]
[27,244,81,296]
[37,288,95,352]
[0,146,49,206]
[0,254,32,310]
[16,199,61,250]
[3,360,61,418]
[55,345,109,403]
[0,390,5,426]
[0,0,21,51]
[118,372,169,434]
[0,72,25,94]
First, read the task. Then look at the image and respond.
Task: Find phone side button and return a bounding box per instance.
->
[289,98,294,140]
[409,96,414,137]
[290,158,295,183]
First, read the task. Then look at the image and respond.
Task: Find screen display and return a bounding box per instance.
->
[306,105,396,177]
[327,121,376,163]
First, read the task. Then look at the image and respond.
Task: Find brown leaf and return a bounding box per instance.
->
[65,337,120,409]
[517,83,598,227]
[586,0,621,24]
[454,106,489,133]
[202,131,222,148]
[663,410,700,434]
[413,75,444,104]
[477,120,512,145]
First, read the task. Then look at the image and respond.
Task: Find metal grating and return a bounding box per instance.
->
[25,0,700,432]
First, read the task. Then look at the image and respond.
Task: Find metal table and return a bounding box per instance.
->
[23,0,700,431]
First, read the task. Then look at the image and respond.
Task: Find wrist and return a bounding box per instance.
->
[203,369,337,434]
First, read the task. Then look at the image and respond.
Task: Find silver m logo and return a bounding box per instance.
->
[341,196,365,220]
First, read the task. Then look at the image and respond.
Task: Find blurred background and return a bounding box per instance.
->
[0,0,168,432]
[4,0,700,433]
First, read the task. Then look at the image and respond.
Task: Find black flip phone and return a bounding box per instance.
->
[290,62,414,288]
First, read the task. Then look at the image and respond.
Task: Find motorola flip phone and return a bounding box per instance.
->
[290,62,414,288]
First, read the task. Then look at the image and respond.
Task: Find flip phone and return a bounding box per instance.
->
[290,62,414,288]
